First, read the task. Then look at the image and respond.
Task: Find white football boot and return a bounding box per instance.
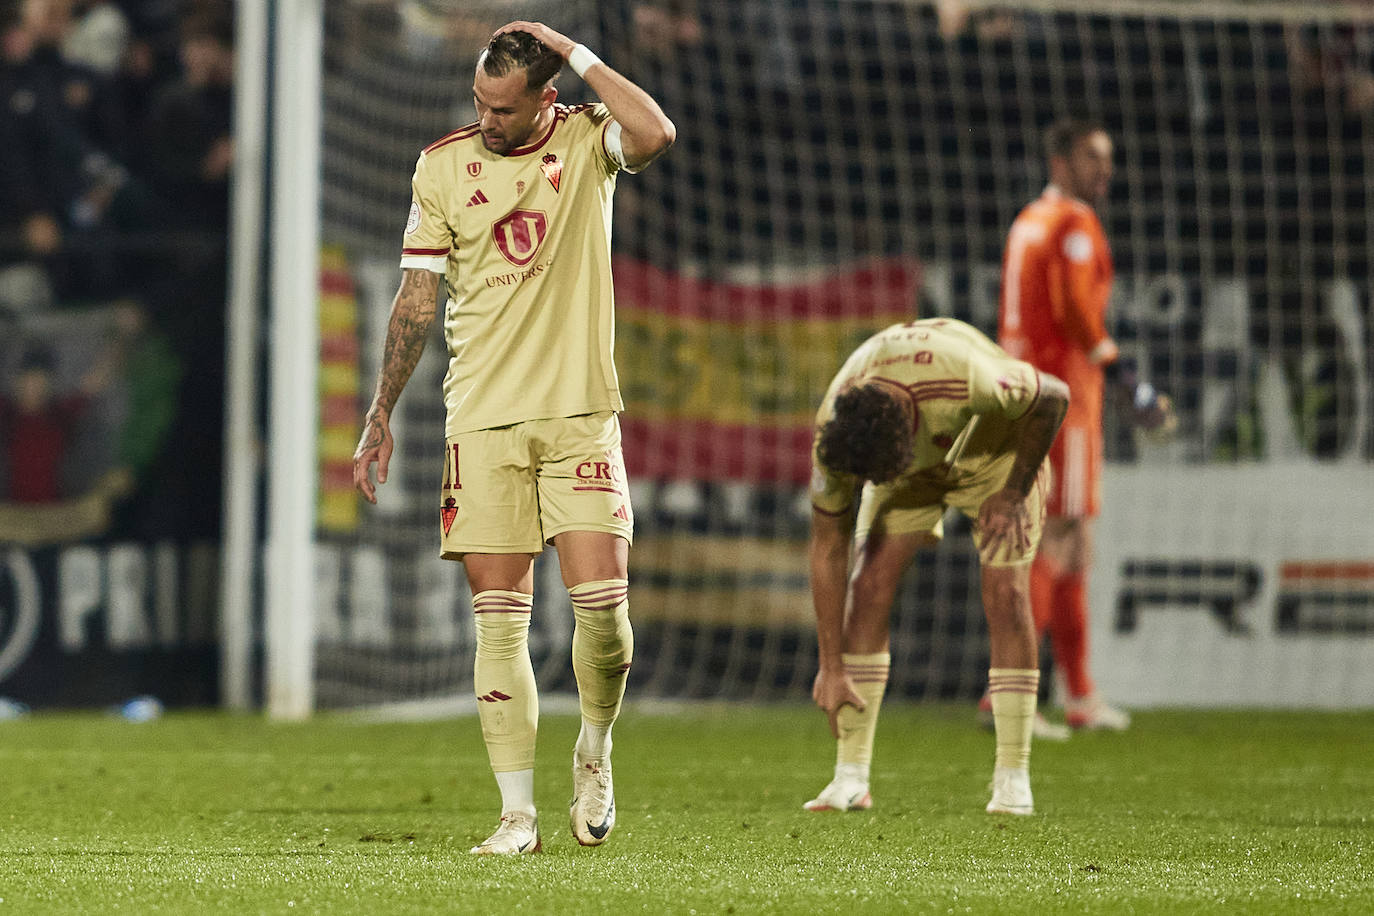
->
[470,810,541,855]
[570,752,616,846]
[985,766,1034,816]
[1065,694,1131,731]
[802,775,873,812]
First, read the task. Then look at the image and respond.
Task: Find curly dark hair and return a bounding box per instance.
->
[816,384,914,484]
[481,30,564,91]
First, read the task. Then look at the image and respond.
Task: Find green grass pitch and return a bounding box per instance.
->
[0,704,1368,914]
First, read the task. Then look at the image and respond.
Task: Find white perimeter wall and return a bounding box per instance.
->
[1091,463,1374,708]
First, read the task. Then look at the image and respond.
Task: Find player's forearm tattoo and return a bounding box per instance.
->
[371,270,439,417]
[1004,388,1068,498]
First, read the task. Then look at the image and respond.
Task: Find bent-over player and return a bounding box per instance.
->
[805,318,1068,815]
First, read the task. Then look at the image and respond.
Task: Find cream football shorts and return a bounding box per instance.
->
[438,411,634,559]
[855,452,1051,568]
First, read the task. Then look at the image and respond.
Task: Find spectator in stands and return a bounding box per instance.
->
[140,3,232,229]
[61,0,130,76]
[0,0,163,301]
[0,2,68,280]
[935,1,1020,43]
[0,300,140,503]
[108,1,233,541]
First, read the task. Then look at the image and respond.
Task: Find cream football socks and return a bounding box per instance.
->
[473,590,539,813]
[833,652,891,780]
[987,667,1039,770]
[569,579,633,758]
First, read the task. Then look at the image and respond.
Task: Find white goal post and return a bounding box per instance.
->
[232,0,1374,718]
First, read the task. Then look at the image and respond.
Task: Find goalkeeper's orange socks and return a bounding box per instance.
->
[1030,555,1056,634]
[473,590,539,812]
[1030,559,1095,700]
[834,652,890,777]
[988,667,1038,770]
[570,579,633,758]
[1050,572,1093,698]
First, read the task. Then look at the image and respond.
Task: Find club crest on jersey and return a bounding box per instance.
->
[441,497,459,535]
[492,209,548,266]
[540,154,563,192]
[467,161,481,177]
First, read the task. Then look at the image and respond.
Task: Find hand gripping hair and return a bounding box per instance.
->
[481,30,564,90]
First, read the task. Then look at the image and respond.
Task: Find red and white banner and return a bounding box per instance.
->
[615,256,922,484]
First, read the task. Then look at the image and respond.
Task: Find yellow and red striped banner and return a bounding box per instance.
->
[614,256,921,483]
[318,246,361,532]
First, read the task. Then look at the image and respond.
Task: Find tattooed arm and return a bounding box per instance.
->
[353,268,441,504]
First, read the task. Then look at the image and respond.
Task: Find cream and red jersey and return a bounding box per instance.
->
[400,102,629,436]
[810,318,1044,515]
[997,185,1115,429]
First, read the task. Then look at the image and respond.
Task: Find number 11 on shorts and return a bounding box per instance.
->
[444,442,462,491]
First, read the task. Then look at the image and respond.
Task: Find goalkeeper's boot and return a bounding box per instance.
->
[977,693,1071,741]
[802,775,872,812]
[570,752,616,846]
[1065,694,1131,731]
[470,810,541,855]
[985,767,1034,816]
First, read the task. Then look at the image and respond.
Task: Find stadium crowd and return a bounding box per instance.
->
[0,0,232,541]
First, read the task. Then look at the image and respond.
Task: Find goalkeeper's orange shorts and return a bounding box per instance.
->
[1045,418,1102,519]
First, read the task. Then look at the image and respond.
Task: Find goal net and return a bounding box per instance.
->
[304,0,1374,713]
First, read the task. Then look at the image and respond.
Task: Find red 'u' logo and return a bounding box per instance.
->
[492,209,548,266]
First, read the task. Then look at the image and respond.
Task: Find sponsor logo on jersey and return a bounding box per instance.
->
[613,504,630,521]
[466,189,489,207]
[1063,230,1094,263]
[540,153,563,192]
[492,209,548,266]
[485,257,553,288]
[574,454,624,495]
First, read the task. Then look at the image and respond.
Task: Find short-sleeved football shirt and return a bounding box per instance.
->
[810,318,1044,516]
[401,103,628,435]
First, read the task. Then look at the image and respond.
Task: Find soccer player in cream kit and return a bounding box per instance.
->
[353,23,674,855]
[804,319,1069,816]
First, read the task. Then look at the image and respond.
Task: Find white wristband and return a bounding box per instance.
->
[568,44,601,78]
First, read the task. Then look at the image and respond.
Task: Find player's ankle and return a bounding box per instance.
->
[835,761,869,784]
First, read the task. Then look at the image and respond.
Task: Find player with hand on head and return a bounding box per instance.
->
[352,22,673,856]
[993,118,1175,734]
[805,318,1068,816]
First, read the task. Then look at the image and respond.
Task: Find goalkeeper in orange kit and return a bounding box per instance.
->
[993,118,1175,733]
